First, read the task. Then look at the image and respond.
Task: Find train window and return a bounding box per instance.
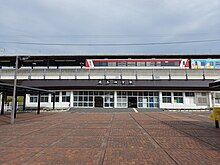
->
[174,62,180,66]
[201,62,206,66]
[216,62,220,66]
[117,62,126,66]
[94,62,108,66]
[93,62,101,66]
[210,62,214,66]
[156,62,161,66]
[146,62,150,66]
[108,62,117,66]
[102,62,108,66]
[137,62,146,66]
[150,62,156,66]
[161,61,179,66]
[161,62,170,66]
[127,62,136,66]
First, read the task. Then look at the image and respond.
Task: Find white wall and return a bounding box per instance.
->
[25,90,212,109]
[26,92,71,109]
[160,91,210,109]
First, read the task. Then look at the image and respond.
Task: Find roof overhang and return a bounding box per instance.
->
[0,82,55,95]
[21,79,212,91]
[209,79,220,91]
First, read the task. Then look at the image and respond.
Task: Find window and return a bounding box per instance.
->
[117,62,126,67]
[162,92,171,103]
[30,94,49,102]
[185,92,195,97]
[174,92,183,103]
[201,62,206,66]
[215,98,220,104]
[137,62,145,66]
[156,62,161,66]
[40,95,49,102]
[30,95,38,102]
[108,62,116,66]
[138,92,159,108]
[73,91,94,107]
[51,92,60,102]
[150,62,156,66]
[201,92,207,96]
[127,62,136,66]
[215,93,220,104]
[216,62,220,66]
[62,91,70,102]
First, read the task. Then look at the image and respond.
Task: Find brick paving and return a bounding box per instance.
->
[0,111,220,165]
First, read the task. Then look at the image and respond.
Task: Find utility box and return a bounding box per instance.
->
[210,107,220,128]
[210,107,220,121]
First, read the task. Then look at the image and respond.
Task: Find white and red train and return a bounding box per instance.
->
[85,59,190,69]
[85,59,220,69]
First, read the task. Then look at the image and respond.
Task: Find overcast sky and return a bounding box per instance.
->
[1,0,220,55]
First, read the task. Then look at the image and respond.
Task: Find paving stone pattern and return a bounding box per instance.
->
[0,111,219,165]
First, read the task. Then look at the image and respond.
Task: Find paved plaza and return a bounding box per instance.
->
[0,111,220,165]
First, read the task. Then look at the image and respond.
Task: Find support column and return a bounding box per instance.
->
[52,93,55,110]
[1,92,5,115]
[59,91,62,103]
[37,92,41,114]
[70,91,73,107]
[11,55,18,124]
[209,92,213,108]
[14,95,17,118]
[23,94,26,111]
[159,92,163,109]
[114,91,117,108]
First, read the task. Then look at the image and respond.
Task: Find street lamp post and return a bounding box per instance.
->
[11,56,18,124]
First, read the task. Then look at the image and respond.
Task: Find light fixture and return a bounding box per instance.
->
[98,80,102,85]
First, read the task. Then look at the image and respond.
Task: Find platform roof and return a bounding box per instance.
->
[209,79,220,90]
[21,79,213,91]
[0,82,55,95]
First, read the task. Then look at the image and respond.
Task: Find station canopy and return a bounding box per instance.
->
[0,82,55,95]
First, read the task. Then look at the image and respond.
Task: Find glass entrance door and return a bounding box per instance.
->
[95,97,103,107]
[128,97,137,108]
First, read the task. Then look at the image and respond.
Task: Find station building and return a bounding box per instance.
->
[0,54,220,110]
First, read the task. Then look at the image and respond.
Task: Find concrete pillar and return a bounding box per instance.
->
[59,91,62,103]
[48,93,52,103]
[70,91,73,107]
[159,92,162,109]
[114,91,117,108]
[209,92,213,108]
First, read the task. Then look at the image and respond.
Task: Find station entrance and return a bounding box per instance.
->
[128,97,137,108]
[72,91,159,108]
[94,97,103,107]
